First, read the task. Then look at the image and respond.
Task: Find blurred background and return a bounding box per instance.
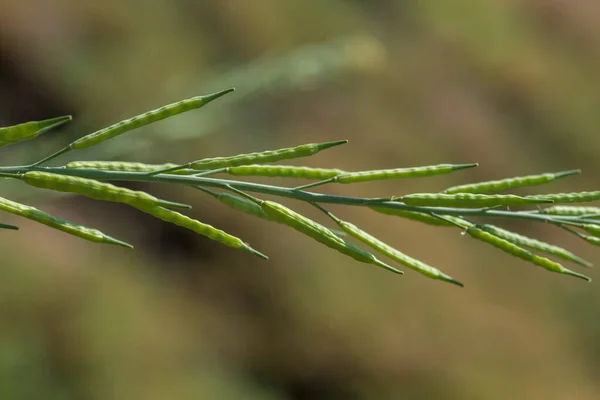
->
[1,1,599,399]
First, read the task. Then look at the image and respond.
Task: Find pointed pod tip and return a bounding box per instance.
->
[563,269,592,282]
[36,115,73,135]
[107,237,134,249]
[318,140,348,150]
[249,247,269,260]
[556,169,582,178]
[443,276,464,287]
[454,163,479,170]
[204,87,236,102]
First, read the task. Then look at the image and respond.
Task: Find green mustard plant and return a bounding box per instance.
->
[2,88,599,286]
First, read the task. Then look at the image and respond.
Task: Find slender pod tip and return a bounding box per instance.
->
[38,115,72,134]
[156,199,193,209]
[556,169,582,178]
[247,246,269,260]
[317,140,348,150]
[107,237,134,249]
[563,269,592,282]
[445,277,464,287]
[454,163,479,170]
[205,87,236,101]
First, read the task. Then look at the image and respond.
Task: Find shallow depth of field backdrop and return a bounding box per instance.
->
[1,1,600,399]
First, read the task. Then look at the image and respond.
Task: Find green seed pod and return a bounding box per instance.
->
[257,200,402,274]
[401,193,552,208]
[335,163,477,184]
[528,191,600,204]
[322,209,461,286]
[187,140,347,171]
[22,171,189,210]
[478,224,592,268]
[135,205,267,259]
[369,207,454,227]
[442,170,581,194]
[226,164,345,179]
[465,226,590,281]
[540,206,600,216]
[69,89,233,150]
[0,196,132,248]
[65,161,196,175]
[0,116,71,147]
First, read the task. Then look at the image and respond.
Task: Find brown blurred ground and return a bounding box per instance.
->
[1,1,599,399]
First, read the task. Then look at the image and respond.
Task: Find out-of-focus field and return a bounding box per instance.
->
[1,1,599,399]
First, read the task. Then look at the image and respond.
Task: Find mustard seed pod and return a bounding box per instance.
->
[0,196,132,248]
[135,204,267,259]
[478,224,592,268]
[70,89,233,150]
[402,193,552,208]
[320,207,462,286]
[22,171,189,210]
[443,170,580,194]
[540,206,600,216]
[0,116,71,147]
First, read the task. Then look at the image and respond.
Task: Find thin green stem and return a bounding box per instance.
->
[2,165,599,227]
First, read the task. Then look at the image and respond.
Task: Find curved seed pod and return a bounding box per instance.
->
[335,163,477,184]
[540,206,600,216]
[478,224,592,268]
[187,140,347,171]
[322,209,461,286]
[196,187,349,236]
[65,161,196,175]
[0,116,71,147]
[135,205,267,259]
[442,170,580,194]
[369,206,454,227]
[0,196,132,248]
[256,199,402,274]
[226,165,345,179]
[22,171,189,210]
[466,225,589,281]
[528,191,600,204]
[401,193,552,208]
[70,88,233,150]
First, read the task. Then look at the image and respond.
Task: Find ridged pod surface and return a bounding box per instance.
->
[0,196,131,247]
[443,170,580,194]
[70,89,233,150]
[334,163,477,184]
[324,211,461,286]
[136,205,267,259]
[259,200,402,274]
[478,224,592,268]
[227,165,345,179]
[65,161,196,175]
[528,191,600,204]
[22,171,188,209]
[401,193,552,208]
[189,140,347,171]
[540,206,600,216]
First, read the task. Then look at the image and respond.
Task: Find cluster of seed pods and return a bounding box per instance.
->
[2,88,599,287]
